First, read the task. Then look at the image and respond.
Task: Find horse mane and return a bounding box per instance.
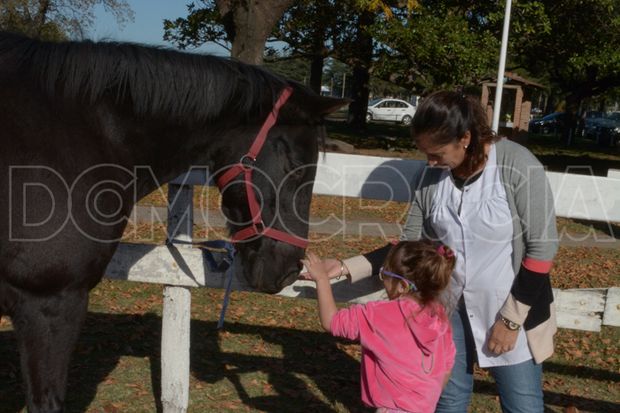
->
[0,31,289,122]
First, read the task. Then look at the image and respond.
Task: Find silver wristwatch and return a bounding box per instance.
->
[500,316,521,331]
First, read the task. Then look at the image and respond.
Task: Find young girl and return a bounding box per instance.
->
[301,240,456,413]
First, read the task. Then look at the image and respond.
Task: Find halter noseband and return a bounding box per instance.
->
[215,87,308,249]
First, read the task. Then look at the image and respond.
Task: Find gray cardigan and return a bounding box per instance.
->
[401,138,559,363]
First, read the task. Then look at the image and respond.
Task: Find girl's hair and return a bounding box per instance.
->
[411,91,500,176]
[383,240,455,306]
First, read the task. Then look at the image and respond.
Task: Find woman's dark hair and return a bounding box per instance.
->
[383,240,455,306]
[411,91,499,176]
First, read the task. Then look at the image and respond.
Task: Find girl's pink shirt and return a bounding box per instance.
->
[330,298,455,413]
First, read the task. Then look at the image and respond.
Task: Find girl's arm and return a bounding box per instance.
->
[315,277,338,332]
[301,252,339,332]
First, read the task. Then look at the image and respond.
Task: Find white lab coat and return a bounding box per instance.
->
[430,145,532,367]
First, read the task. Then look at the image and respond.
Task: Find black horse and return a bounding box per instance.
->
[0,32,345,412]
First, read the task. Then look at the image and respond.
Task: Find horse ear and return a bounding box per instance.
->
[312,95,352,115]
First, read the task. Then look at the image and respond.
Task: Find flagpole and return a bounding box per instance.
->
[492,0,513,133]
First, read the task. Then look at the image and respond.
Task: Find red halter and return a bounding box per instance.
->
[216,87,308,249]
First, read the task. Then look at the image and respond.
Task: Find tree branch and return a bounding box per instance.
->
[34,0,51,35]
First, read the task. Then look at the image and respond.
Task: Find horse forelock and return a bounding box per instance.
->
[0,31,291,123]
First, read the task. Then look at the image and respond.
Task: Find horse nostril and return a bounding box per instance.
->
[277,269,300,290]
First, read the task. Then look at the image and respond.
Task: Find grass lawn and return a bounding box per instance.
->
[0,227,618,412]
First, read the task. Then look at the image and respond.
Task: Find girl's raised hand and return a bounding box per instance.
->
[299,257,345,280]
[300,251,330,282]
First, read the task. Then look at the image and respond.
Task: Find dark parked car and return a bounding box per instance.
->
[581,111,605,136]
[528,112,566,135]
[584,112,620,146]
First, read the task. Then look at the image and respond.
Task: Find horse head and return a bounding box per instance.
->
[214,85,347,293]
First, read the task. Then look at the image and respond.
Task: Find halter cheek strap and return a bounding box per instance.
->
[215,87,308,249]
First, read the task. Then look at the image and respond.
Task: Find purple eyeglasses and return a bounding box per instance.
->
[379,267,418,292]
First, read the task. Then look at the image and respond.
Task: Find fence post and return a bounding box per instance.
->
[161,183,193,413]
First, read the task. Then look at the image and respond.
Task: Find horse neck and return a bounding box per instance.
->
[117,113,250,200]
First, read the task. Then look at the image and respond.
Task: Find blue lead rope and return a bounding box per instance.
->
[166,238,236,329]
[217,261,236,329]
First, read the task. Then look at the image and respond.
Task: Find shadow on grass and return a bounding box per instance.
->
[544,361,620,383]
[1,312,618,413]
[0,312,371,413]
[191,321,371,413]
[471,360,620,413]
[0,313,165,413]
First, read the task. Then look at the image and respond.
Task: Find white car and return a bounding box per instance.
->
[366,98,416,126]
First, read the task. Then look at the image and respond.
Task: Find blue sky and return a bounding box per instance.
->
[89,0,226,55]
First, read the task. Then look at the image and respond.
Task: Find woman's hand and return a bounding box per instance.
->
[299,256,347,281]
[486,319,519,355]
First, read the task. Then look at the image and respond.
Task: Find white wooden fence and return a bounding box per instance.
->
[104,154,620,413]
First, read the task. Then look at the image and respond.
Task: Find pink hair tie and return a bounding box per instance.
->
[437,245,454,258]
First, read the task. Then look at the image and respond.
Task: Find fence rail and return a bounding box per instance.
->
[103,154,620,413]
[105,242,620,332]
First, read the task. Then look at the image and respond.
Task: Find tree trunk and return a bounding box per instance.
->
[347,11,374,128]
[216,0,294,65]
[562,94,579,146]
[545,95,556,114]
[307,22,327,95]
[348,65,371,127]
[309,54,324,95]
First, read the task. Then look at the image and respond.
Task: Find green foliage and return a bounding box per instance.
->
[164,0,620,102]
[369,7,499,93]
[366,0,620,101]
[512,0,620,102]
[355,0,420,18]
[270,0,341,57]
[163,1,230,51]
[0,2,66,40]
[0,0,133,40]
[509,1,550,38]
[323,58,352,97]
[264,57,312,83]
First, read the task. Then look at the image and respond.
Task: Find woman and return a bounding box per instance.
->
[315,91,558,413]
